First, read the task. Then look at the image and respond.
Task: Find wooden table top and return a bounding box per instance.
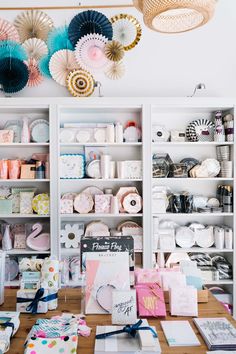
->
[1,288,235,354]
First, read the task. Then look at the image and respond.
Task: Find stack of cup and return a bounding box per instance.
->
[216,145,230,161]
[219,161,233,178]
[216,145,233,178]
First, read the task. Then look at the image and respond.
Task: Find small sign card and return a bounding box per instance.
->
[112,289,137,325]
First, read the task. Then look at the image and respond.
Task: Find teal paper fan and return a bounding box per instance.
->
[39,54,52,78]
[0,40,27,61]
[47,25,73,54]
[0,57,29,93]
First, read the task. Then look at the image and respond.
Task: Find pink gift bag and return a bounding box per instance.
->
[136,283,166,317]
[135,268,161,284]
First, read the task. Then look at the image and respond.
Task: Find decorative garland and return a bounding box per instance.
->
[0,10,142,96]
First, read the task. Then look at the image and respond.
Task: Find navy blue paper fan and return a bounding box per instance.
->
[0,40,27,61]
[39,54,52,78]
[0,57,29,93]
[47,25,73,54]
[68,10,113,47]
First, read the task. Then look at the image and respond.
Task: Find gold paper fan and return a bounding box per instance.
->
[66,69,95,97]
[105,61,125,80]
[104,40,124,62]
[110,14,142,51]
[14,10,54,42]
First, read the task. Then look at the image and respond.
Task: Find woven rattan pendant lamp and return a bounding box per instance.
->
[133,0,217,33]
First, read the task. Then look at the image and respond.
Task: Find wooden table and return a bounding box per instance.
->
[1,288,235,354]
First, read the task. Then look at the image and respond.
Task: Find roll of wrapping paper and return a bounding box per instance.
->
[47,289,58,310]
[40,258,60,290]
[0,251,5,305]
[19,258,44,272]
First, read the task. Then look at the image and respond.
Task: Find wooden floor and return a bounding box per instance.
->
[1,288,235,354]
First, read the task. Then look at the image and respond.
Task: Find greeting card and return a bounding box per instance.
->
[136,283,166,317]
[161,271,186,291]
[135,269,161,284]
[85,252,130,315]
[112,289,137,325]
[170,286,198,317]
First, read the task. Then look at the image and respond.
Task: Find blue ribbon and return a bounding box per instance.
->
[0,321,15,337]
[17,288,58,314]
[95,319,157,339]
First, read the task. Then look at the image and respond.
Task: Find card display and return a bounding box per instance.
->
[85,252,130,315]
[112,290,137,325]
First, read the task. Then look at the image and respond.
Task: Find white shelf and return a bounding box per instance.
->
[0,179,50,182]
[60,142,142,147]
[60,213,143,218]
[61,178,143,182]
[154,248,234,253]
[204,280,233,285]
[0,214,50,218]
[0,143,49,147]
[153,178,234,181]
[152,213,234,217]
[6,249,51,255]
[152,142,234,146]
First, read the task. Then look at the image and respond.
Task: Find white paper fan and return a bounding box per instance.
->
[105,61,125,80]
[110,14,142,51]
[75,33,109,72]
[49,49,79,86]
[22,37,48,61]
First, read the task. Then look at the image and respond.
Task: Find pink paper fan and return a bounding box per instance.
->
[27,58,43,87]
[0,18,20,42]
[75,33,109,72]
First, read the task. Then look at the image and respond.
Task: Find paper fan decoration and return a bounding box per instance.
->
[0,18,20,42]
[110,14,142,51]
[75,34,108,72]
[66,69,95,97]
[68,10,113,47]
[47,25,73,54]
[0,40,27,61]
[49,49,79,86]
[104,40,125,62]
[0,57,29,93]
[26,58,43,87]
[22,38,48,61]
[14,10,54,42]
[39,54,51,78]
[105,61,125,80]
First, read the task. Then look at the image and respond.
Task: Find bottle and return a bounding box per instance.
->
[115,122,123,143]
[223,185,233,213]
[35,161,45,179]
[2,224,12,251]
[21,117,30,143]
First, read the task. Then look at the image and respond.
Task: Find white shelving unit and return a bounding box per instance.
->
[0,97,235,317]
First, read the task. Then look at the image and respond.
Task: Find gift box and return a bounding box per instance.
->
[95,319,161,354]
[60,199,73,214]
[16,288,49,313]
[136,284,166,317]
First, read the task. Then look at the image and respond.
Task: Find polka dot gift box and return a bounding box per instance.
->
[24,336,78,354]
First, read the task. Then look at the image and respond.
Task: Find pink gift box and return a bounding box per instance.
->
[136,283,166,317]
[135,269,161,285]
[60,199,73,214]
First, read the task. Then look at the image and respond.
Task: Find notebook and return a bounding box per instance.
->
[194,318,236,351]
[161,321,200,347]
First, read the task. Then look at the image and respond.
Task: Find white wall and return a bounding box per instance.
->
[0,0,236,97]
